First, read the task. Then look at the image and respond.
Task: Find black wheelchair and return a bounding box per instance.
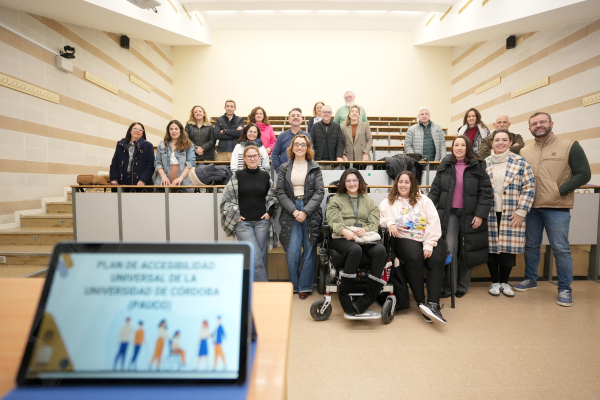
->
[309,196,397,324]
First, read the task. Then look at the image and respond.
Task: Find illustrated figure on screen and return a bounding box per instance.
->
[149,319,168,370]
[129,321,144,370]
[170,331,186,366]
[195,320,211,370]
[113,317,132,371]
[213,316,227,370]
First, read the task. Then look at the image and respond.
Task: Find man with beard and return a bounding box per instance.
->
[272,108,309,172]
[334,91,368,125]
[514,112,590,307]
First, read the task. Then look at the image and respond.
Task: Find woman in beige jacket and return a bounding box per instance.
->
[341,105,372,162]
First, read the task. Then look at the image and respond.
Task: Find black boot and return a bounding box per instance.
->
[352,276,384,314]
[338,275,356,315]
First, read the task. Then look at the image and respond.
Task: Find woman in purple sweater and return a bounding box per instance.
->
[427,136,493,298]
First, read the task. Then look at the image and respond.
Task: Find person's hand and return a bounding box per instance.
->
[136,181,145,186]
[261,213,270,220]
[195,146,204,155]
[111,180,118,185]
[171,177,183,186]
[342,155,348,161]
[265,147,271,154]
[423,249,432,259]
[236,126,243,130]
[237,216,245,223]
[341,229,357,241]
[295,211,307,223]
[362,153,370,162]
[472,216,483,229]
[354,227,367,237]
[388,224,399,238]
[292,210,299,218]
[161,175,170,186]
[509,213,525,228]
[336,157,344,162]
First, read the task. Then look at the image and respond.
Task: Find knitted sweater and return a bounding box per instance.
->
[491,150,527,217]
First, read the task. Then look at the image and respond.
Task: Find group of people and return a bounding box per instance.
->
[107,95,591,321]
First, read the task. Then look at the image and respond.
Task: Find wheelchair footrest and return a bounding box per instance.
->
[343,309,381,320]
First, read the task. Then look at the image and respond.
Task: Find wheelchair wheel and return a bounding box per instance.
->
[381,298,395,324]
[317,263,326,295]
[310,298,332,321]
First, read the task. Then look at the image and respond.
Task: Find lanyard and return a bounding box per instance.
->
[347,195,360,226]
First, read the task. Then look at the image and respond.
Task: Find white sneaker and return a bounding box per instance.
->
[488,282,501,296]
[500,283,515,297]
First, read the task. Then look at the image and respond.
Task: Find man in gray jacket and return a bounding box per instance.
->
[404,107,446,161]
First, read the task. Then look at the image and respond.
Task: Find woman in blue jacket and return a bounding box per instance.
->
[109,122,155,186]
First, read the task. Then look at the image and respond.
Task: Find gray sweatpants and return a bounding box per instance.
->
[443,209,472,293]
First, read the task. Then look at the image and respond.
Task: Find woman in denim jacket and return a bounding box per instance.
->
[154,120,196,192]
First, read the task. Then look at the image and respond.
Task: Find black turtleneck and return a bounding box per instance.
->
[237,167,274,221]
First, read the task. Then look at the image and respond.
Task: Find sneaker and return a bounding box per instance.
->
[439,291,451,299]
[513,279,538,292]
[418,303,432,323]
[500,283,515,297]
[488,283,501,296]
[557,290,573,307]
[418,302,446,324]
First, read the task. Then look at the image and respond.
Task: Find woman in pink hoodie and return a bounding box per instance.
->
[379,171,447,324]
[249,106,277,155]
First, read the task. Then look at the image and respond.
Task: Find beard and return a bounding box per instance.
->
[345,100,355,107]
[531,125,552,138]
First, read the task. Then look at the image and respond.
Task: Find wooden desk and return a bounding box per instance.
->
[0,279,292,400]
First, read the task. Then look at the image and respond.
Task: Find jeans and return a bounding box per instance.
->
[235,219,270,282]
[525,208,573,291]
[114,342,128,370]
[443,209,472,293]
[284,200,316,293]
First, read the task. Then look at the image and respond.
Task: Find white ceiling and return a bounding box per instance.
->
[181,0,455,31]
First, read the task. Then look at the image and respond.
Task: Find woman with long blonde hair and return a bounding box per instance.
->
[185,105,215,161]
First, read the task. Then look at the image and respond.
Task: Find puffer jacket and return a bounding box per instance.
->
[276,159,324,247]
[427,155,493,268]
[404,121,446,161]
[109,138,155,185]
[185,120,215,161]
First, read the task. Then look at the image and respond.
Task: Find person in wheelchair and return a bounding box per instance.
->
[379,171,448,324]
[326,168,387,318]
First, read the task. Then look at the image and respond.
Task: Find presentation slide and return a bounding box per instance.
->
[26,252,245,380]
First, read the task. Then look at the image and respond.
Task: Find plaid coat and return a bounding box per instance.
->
[485,153,535,254]
[220,171,279,250]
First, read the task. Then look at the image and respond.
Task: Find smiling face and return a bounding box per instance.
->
[492,132,512,154]
[130,124,144,142]
[529,113,553,140]
[494,115,511,130]
[344,173,360,195]
[315,103,323,117]
[349,106,360,121]
[244,148,260,169]
[321,106,333,124]
[288,110,302,127]
[467,110,477,127]
[225,101,236,116]
[397,173,412,198]
[169,123,181,141]
[292,137,307,158]
[193,106,204,123]
[246,126,258,141]
[254,108,264,123]
[344,92,355,106]
[453,138,467,160]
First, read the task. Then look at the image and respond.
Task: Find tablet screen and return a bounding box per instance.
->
[21,250,248,383]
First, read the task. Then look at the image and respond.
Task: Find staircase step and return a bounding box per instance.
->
[0,227,73,245]
[0,245,52,266]
[20,213,73,228]
[0,264,48,278]
[46,201,72,213]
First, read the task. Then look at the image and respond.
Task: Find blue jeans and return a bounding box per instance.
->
[284,200,316,293]
[235,219,270,282]
[525,208,573,291]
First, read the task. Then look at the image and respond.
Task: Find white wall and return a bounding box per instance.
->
[173,30,452,126]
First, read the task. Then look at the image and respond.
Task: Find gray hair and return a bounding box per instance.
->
[322,105,333,111]
[418,107,430,114]
[344,91,355,97]
[496,114,511,122]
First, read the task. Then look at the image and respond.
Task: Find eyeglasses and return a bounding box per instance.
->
[321,111,332,114]
[345,179,359,184]
[245,154,259,159]
[293,143,307,148]
[530,120,549,127]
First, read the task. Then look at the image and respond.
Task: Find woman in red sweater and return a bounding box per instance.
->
[249,106,277,155]
[457,108,490,156]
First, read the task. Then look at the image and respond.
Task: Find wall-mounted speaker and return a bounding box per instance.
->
[506,35,516,50]
[120,35,130,49]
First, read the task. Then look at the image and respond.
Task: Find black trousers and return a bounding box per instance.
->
[329,239,386,278]
[488,212,515,283]
[393,237,447,304]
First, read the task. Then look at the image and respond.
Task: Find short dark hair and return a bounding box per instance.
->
[225,99,236,107]
[528,111,552,126]
[125,122,146,142]
[337,168,367,195]
[288,107,302,116]
[239,123,261,142]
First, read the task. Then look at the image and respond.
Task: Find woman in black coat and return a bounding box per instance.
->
[109,122,155,186]
[428,135,493,298]
[185,105,216,161]
[276,134,324,300]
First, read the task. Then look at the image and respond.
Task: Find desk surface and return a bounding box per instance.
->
[0,279,293,400]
